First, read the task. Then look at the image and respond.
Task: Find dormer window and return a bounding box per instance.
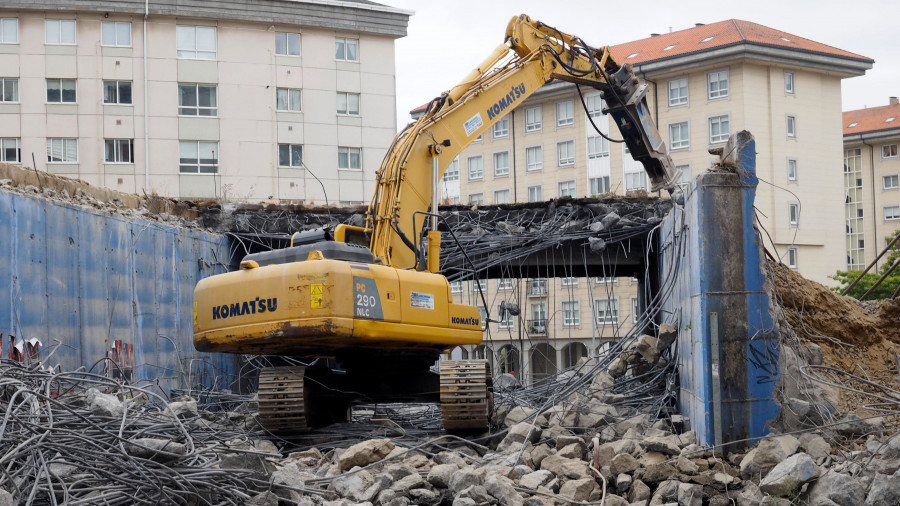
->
[701,36,714,43]
[626,52,640,59]
[663,44,677,51]
[848,122,858,128]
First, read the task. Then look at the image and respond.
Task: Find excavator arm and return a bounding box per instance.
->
[366,14,678,271]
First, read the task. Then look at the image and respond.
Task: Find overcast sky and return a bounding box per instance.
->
[381,0,898,128]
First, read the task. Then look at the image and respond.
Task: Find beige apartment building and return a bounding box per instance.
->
[435,20,872,383]
[0,0,410,203]
[843,97,900,269]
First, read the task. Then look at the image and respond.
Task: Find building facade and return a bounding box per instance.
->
[0,0,410,203]
[434,20,871,383]
[843,97,900,270]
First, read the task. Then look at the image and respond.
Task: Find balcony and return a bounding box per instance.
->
[527,280,547,297]
[527,319,547,335]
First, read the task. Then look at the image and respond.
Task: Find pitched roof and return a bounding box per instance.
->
[610,19,872,66]
[844,99,900,136]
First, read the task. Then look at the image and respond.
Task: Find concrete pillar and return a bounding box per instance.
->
[660,131,780,450]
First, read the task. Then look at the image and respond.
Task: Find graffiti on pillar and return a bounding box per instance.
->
[106,340,135,383]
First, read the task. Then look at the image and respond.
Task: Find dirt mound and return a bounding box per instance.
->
[770,261,900,347]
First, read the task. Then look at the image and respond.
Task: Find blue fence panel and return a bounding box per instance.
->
[0,189,236,394]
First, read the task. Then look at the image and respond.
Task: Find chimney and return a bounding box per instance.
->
[891,96,899,106]
[650,33,660,37]
[695,23,705,27]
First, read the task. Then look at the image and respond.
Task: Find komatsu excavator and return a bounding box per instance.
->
[193,15,678,432]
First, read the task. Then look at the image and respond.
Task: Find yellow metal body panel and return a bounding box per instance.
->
[193,258,483,355]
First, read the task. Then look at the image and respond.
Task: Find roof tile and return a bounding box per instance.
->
[844,100,900,135]
[610,19,872,66]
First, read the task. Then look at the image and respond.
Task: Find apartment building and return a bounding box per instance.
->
[434,20,871,383]
[0,0,410,203]
[843,97,900,269]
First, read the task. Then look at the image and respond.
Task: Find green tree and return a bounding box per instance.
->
[831,235,900,300]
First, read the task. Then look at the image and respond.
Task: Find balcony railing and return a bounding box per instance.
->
[527,281,547,297]
[527,319,547,335]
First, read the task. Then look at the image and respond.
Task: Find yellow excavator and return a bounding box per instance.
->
[193,15,678,432]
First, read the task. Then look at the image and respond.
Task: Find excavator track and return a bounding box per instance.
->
[257,366,310,433]
[440,360,493,431]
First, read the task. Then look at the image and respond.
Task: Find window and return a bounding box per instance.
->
[179,141,218,173]
[557,140,575,166]
[668,78,688,106]
[276,88,302,112]
[335,37,359,61]
[525,106,542,132]
[527,185,542,202]
[595,277,617,284]
[675,164,691,188]
[46,138,77,163]
[525,146,543,171]
[275,32,300,56]
[787,159,798,181]
[561,277,578,286]
[493,151,510,176]
[47,79,76,103]
[45,20,75,45]
[784,72,795,94]
[471,278,486,292]
[529,279,546,295]
[587,136,609,159]
[336,92,360,115]
[498,278,513,291]
[625,172,647,192]
[562,301,579,326]
[443,158,459,182]
[590,176,610,195]
[499,309,514,329]
[468,193,483,205]
[585,94,604,118]
[101,22,131,47]
[1,138,20,163]
[558,180,576,198]
[0,78,18,102]
[494,189,510,204]
[789,203,799,226]
[103,80,132,105]
[885,206,900,221]
[178,84,217,116]
[531,303,547,331]
[278,144,303,167]
[338,147,361,170]
[883,174,899,190]
[631,297,639,324]
[473,135,483,143]
[883,144,899,159]
[450,281,463,293]
[104,139,134,164]
[1,18,19,44]
[595,299,618,324]
[468,155,483,180]
[557,100,574,127]
[669,122,689,149]
[787,247,798,270]
[176,26,216,60]
[709,115,730,143]
[493,117,509,138]
[707,70,728,99]
[786,115,797,138]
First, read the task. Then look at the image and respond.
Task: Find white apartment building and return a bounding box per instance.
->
[0,0,410,203]
[843,97,900,270]
[437,19,871,286]
[431,20,872,383]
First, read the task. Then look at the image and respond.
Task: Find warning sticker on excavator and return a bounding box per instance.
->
[464,113,483,137]
[410,292,434,310]
[310,283,324,308]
